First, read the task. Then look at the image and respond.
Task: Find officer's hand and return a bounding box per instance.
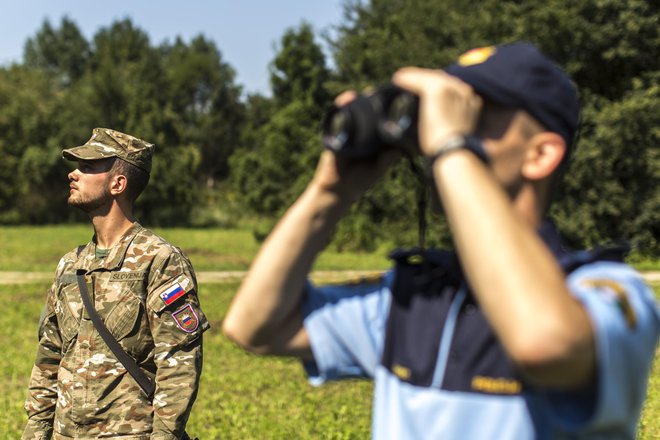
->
[311,91,401,198]
[392,67,482,157]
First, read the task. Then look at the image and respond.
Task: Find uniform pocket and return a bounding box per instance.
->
[55,283,82,345]
[103,292,143,341]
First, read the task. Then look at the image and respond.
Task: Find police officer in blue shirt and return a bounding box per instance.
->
[223,42,660,439]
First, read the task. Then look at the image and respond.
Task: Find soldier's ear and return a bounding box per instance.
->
[110,174,128,196]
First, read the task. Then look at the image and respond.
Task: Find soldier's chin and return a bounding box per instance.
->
[68,197,90,211]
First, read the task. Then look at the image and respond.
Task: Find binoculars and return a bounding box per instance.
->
[321,84,419,157]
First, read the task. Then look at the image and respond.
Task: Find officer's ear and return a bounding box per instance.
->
[521,132,566,181]
[109,173,128,196]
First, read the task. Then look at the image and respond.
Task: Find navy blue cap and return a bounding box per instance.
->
[445,42,580,150]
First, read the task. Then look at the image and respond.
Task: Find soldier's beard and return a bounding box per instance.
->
[68,190,112,213]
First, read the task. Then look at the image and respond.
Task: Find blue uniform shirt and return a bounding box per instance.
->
[302,225,660,439]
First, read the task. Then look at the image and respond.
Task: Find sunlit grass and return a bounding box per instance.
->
[0,225,391,272]
[1,226,657,438]
[1,282,373,439]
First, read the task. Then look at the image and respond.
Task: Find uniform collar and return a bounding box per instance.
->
[537,219,570,260]
[77,223,144,272]
[391,219,569,266]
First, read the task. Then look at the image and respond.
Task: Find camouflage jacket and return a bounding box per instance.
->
[23,223,209,440]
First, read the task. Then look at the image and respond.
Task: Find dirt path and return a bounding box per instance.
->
[0,270,387,285]
[1,270,659,285]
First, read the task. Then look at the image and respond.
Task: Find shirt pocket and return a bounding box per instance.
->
[103,291,143,340]
[55,279,83,346]
[101,279,152,360]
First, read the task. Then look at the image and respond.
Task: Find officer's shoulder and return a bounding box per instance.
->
[569,259,640,281]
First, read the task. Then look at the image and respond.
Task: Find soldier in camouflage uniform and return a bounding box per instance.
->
[23,128,209,440]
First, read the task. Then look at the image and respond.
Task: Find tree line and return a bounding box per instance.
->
[0,0,658,255]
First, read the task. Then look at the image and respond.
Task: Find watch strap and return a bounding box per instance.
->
[426,134,489,166]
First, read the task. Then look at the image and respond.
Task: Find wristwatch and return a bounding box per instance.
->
[426,134,490,166]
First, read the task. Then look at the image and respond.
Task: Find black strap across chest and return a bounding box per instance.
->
[76,269,156,399]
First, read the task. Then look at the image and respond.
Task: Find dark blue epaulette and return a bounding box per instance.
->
[388,247,463,291]
[558,244,629,274]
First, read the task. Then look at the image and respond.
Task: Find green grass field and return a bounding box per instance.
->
[0,226,658,438]
[0,225,392,272]
[2,224,657,273]
[1,281,373,439]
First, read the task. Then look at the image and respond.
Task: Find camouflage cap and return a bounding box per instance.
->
[62,128,155,174]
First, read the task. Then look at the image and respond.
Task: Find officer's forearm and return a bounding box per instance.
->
[432,150,595,388]
[224,181,350,357]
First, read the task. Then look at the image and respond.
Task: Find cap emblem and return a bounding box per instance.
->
[458,46,496,67]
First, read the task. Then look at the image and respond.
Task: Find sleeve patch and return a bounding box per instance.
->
[582,279,637,329]
[160,282,186,305]
[172,304,199,333]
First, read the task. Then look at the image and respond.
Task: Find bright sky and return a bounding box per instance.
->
[0,0,345,96]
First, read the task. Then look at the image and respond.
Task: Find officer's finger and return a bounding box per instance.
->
[335,90,358,106]
[391,66,482,152]
[392,67,473,97]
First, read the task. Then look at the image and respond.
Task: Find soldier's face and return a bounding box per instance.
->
[67,159,115,212]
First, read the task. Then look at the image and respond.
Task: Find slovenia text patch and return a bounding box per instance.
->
[110,271,146,282]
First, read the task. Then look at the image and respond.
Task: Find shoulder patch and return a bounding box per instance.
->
[172,304,199,333]
[160,282,186,305]
[582,279,637,329]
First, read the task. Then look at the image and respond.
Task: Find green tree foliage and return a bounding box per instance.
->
[231,23,331,219]
[0,66,66,223]
[23,17,91,84]
[240,94,277,149]
[317,0,660,254]
[232,101,321,214]
[552,85,660,253]
[270,22,331,107]
[163,36,246,184]
[0,4,658,256]
[87,19,168,134]
[0,17,245,227]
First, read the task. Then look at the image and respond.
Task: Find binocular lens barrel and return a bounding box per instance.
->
[322,109,351,153]
[321,85,418,157]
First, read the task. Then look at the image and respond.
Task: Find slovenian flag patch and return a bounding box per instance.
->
[160,282,186,305]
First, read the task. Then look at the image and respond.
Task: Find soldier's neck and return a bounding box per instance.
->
[90,202,135,249]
